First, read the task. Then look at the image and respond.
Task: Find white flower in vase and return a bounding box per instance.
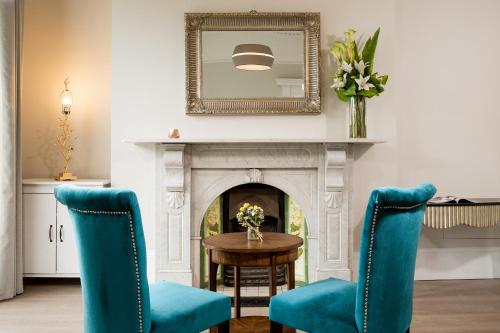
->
[341,61,353,73]
[329,28,388,138]
[355,75,375,91]
[354,60,367,75]
[331,73,347,89]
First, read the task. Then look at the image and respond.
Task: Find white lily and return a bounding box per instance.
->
[331,73,347,89]
[354,60,367,75]
[341,61,353,73]
[355,75,375,91]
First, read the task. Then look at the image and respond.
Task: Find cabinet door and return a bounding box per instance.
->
[23,194,57,274]
[56,203,80,274]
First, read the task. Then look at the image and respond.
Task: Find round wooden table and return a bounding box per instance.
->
[203,232,303,332]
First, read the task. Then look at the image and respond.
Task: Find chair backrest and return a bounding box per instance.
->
[54,185,151,333]
[355,183,436,333]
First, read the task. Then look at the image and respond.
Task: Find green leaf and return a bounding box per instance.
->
[358,88,379,98]
[370,74,381,84]
[379,75,389,85]
[330,42,347,62]
[345,29,358,62]
[353,40,360,62]
[362,28,380,74]
[336,82,357,102]
[336,89,350,102]
[344,82,357,96]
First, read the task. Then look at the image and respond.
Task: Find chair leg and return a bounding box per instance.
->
[270,321,283,333]
[406,329,410,333]
[217,320,230,333]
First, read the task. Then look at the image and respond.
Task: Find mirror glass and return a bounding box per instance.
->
[202,31,305,99]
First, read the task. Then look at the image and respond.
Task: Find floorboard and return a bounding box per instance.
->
[0,279,498,333]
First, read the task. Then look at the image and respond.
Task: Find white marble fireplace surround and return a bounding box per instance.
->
[132,138,381,286]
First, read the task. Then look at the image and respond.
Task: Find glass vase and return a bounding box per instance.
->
[348,96,367,138]
[247,227,260,241]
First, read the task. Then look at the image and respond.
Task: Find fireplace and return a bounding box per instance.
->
[150,140,378,287]
[221,183,287,287]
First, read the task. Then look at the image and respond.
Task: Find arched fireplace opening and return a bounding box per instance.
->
[222,183,286,287]
[200,183,308,292]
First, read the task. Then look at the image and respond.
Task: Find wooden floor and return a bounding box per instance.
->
[412,280,500,333]
[0,279,499,333]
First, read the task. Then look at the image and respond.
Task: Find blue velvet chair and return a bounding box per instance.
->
[269,183,437,333]
[54,185,231,333]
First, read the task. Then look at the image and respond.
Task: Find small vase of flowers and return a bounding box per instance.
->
[330,28,388,138]
[236,203,264,241]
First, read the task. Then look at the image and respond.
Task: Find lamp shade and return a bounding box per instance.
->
[232,44,274,71]
[60,78,73,114]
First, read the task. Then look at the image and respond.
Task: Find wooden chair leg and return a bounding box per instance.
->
[270,321,283,333]
[217,320,230,333]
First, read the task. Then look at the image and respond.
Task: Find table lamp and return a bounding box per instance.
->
[55,78,77,181]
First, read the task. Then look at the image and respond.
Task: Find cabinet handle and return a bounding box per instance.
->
[49,225,53,242]
[59,225,64,242]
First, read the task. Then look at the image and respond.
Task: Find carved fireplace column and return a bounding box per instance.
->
[158,144,192,285]
[318,144,352,280]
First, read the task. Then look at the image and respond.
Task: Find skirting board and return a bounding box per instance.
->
[414,247,500,280]
[350,247,500,281]
[149,248,500,284]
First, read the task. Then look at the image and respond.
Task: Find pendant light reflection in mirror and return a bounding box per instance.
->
[232,43,274,71]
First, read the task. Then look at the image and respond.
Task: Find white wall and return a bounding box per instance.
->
[397,0,500,279]
[112,0,399,279]
[22,0,111,179]
[105,0,499,280]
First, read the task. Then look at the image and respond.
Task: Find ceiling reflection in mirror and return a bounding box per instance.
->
[202,31,305,99]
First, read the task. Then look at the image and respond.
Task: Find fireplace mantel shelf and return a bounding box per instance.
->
[123,137,385,145]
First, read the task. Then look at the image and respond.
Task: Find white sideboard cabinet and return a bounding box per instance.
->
[23,179,111,277]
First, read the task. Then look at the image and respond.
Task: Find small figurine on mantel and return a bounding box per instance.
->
[168,128,180,139]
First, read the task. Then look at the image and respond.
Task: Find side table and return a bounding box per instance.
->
[203,232,303,332]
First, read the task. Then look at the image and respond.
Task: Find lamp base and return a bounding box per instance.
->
[55,172,78,181]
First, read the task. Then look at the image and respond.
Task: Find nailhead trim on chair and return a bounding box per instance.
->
[381,203,424,210]
[362,201,426,332]
[362,205,378,333]
[70,208,144,333]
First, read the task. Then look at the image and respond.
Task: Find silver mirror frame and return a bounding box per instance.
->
[185,12,321,115]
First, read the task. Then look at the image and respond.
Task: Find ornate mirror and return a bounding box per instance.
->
[185,12,321,115]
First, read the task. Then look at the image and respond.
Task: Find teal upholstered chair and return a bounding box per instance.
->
[269,183,437,333]
[54,185,231,333]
